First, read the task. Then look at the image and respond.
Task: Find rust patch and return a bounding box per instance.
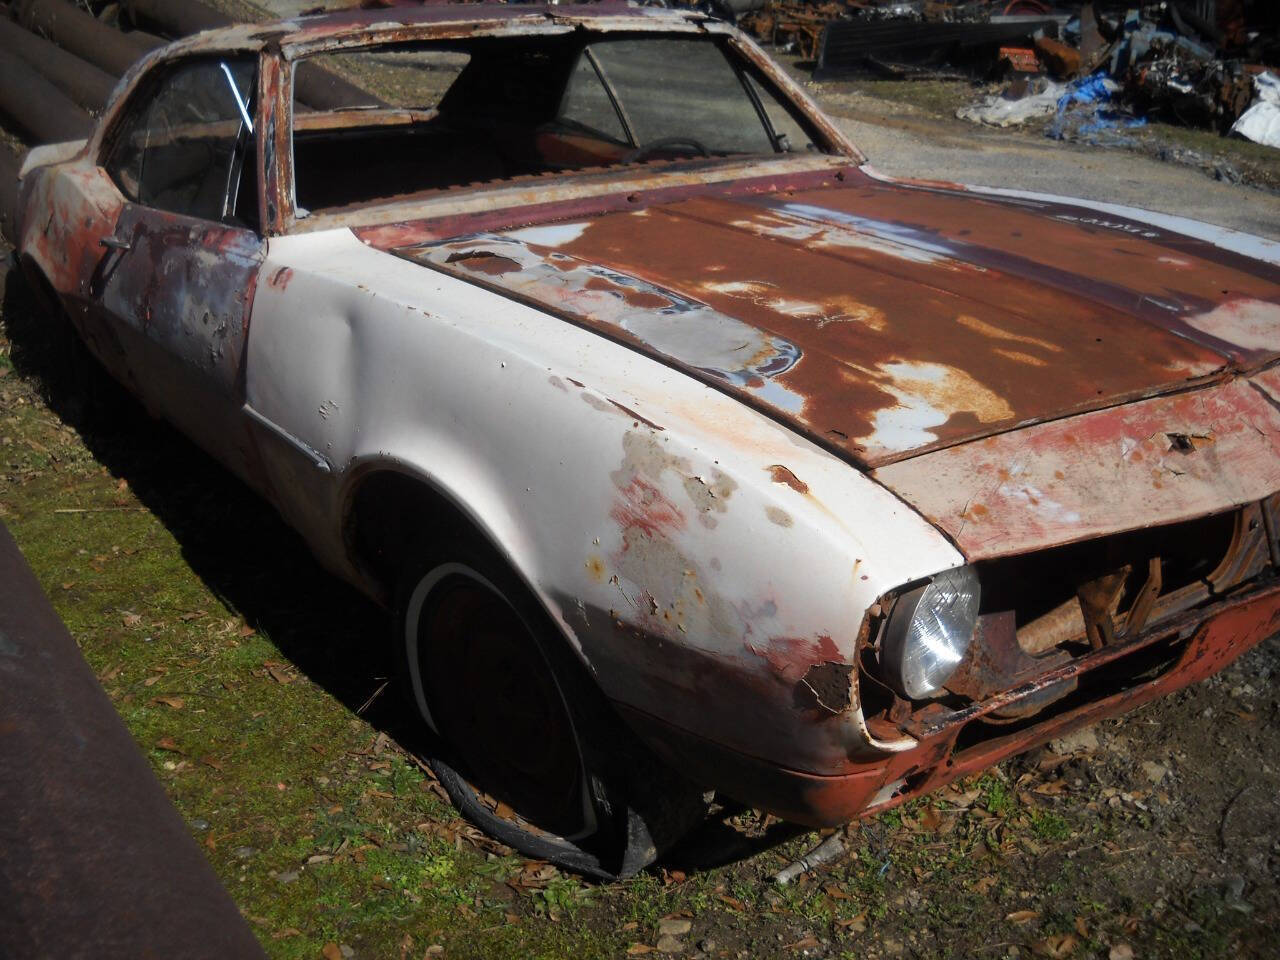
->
[445,249,522,275]
[800,661,855,714]
[608,399,664,431]
[268,266,294,290]
[767,464,809,494]
[585,555,606,583]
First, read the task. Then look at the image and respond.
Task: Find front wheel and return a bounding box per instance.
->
[393,539,704,879]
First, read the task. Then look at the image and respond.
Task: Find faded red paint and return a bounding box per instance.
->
[746,634,842,683]
[610,476,686,542]
[875,375,1280,559]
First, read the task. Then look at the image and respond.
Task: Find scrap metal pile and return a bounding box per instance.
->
[732,0,1280,147]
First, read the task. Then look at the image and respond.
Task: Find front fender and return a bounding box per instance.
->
[248,230,963,776]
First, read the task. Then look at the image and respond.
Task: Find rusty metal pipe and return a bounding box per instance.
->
[0,46,93,145]
[0,522,268,959]
[121,0,380,110]
[13,0,162,77]
[0,17,118,113]
[0,145,23,243]
[122,0,228,35]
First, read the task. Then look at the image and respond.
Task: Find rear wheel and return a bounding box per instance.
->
[394,538,704,879]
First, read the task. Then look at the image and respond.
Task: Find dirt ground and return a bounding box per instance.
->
[3,7,1280,959]
[782,64,1280,242]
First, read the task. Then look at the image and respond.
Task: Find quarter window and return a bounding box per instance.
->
[104,56,257,226]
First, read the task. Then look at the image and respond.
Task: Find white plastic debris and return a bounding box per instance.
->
[1231,72,1280,149]
[772,833,847,885]
[957,80,1069,128]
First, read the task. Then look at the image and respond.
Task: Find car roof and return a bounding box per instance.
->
[163,2,710,57]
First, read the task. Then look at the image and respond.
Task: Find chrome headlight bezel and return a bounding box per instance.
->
[878,565,981,700]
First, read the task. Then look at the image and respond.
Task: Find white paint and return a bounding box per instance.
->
[505,222,590,247]
[247,228,961,771]
[860,361,1014,454]
[1184,298,1280,351]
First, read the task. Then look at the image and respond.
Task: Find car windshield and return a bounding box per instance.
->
[291,32,823,214]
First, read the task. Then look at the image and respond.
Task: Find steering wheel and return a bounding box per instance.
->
[624,136,711,163]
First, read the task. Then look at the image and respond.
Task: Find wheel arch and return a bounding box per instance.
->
[338,459,582,658]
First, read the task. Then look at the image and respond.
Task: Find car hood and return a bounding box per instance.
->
[373,174,1280,468]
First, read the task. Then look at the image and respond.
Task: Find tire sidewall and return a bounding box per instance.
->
[391,539,627,877]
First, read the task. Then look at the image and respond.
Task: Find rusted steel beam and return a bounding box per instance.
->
[0,46,93,145]
[0,522,268,960]
[0,145,22,243]
[122,0,378,110]
[0,17,118,113]
[13,0,161,78]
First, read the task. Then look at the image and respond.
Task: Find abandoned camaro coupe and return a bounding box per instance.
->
[14,4,1280,878]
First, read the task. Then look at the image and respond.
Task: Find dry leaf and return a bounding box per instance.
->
[270,928,301,940]
[973,875,997,895]
[1006,910,1040,924]
[237,623,256,638]
[122,611,142,627]
[1032,933,1079,957]
[626,946,654,956]
[151,695,184,710]
[178,610,206,622]
[1074,916,1088,938]
[266,664,292,684]
[322,944,343,960]
[99,663,124,682]
[1035,779,1068,796]
[919,805,942,831]
[836,912,867,933]
[155,736,183,754]
[824,884,851,900]
[1108,944,1135,960]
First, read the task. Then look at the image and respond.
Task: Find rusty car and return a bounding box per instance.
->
[13,3,1280,879]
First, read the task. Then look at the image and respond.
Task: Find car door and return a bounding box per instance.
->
[90,54,264,482]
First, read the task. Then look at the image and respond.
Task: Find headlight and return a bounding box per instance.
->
[879,566,981,700]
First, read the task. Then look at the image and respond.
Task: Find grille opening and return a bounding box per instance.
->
[950,631,1189,754]
[976,509,1239,632]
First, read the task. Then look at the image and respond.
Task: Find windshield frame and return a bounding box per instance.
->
[277,19,862,236]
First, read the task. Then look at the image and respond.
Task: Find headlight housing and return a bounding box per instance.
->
[879,566,981,700]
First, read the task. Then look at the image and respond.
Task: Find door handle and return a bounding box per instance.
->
[99,235,131,251]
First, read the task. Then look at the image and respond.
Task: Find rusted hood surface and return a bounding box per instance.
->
[374,177,1280,467]
[874,369,1280,559]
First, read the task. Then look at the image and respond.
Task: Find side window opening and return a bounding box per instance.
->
[104,56,258,228]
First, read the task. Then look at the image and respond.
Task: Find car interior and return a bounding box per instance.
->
[290,32,825,214]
